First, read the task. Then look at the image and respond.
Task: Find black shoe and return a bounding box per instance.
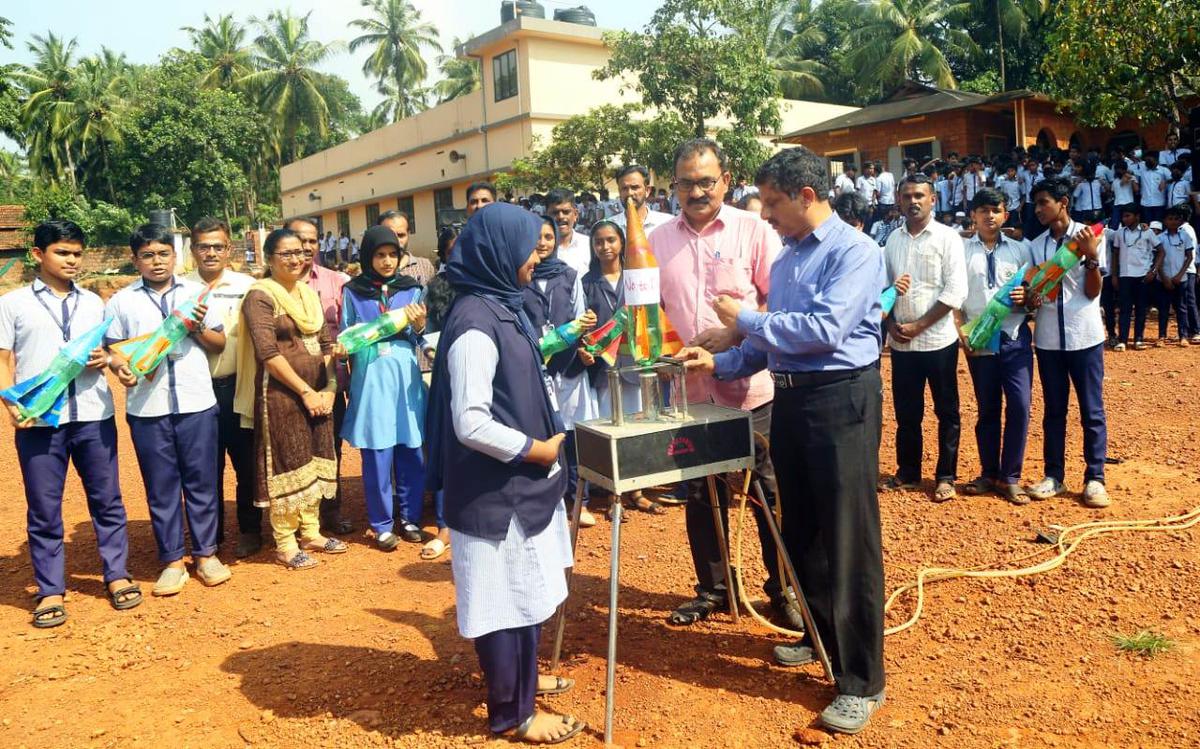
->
[667,591,726,626]
[773,642,816,667]
[235,533,263,559]
[397,521,423,544]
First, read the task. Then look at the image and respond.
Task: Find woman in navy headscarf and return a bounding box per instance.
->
[426,203,586,744]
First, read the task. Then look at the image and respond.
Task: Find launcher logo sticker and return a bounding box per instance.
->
[667,436,695,457]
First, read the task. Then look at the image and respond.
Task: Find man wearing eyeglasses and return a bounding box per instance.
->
[652,138,793,629]
[185,217,259,557]
[284,216,354,535]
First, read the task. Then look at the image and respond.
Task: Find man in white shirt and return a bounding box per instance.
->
[955,188,1038,504]
[875,162,896,224]
[856,162,878,213]
[1159,132,1191,168]
[545,188,591,276]
[1137,154,1171,222]
[611,164,674,237]
[107,223,232,595]
[882,174,968,502]
[835,163,858,198]
[185,216,260,557]
[1111,204,1163,350]
[1026,177,1109,507]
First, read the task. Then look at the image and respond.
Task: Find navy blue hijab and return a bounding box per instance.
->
[446,203,542,313]
[531,215,571,281]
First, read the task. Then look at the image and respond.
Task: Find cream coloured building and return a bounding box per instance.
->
[279,13,857,255]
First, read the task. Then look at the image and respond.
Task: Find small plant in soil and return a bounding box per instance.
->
[1111,630,1174,657]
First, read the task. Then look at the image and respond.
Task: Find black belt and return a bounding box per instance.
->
[771,365,871,389]
[212,374,237,387]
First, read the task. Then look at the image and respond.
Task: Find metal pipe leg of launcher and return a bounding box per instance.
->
[604,498,623,746]
[551,478,588,671]
[705,475,740,623]
[753,478,834,681]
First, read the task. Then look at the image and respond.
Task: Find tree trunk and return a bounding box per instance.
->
[996,0,1007,91]
[1165,72,1184,137]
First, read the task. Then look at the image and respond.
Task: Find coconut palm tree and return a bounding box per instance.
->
[0,16,13,49]
[368,75,429,127]
[61,49,130,201]
[182,13,253,89]
[12,32,80,185]
[0,149,29,201]
[243,10,345,164]
[970,0,1046,90]
[845,0,978,92]
[432,39,480,104]
[752,0,830,99]
[349,0,442,120]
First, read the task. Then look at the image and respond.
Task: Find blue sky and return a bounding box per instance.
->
[2,0,659,148]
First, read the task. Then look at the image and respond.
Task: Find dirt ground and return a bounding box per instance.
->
[0,340,1197,749]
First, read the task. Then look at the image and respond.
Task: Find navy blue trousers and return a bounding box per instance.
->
[16,417,130,598]
[1035,344,1107,484]
[1156,275,1199,339]
[965,326,1033,485]
[474,623,541,733]
[1118,276,1156,343]
[361,445,425,535]
[127,406,221,563]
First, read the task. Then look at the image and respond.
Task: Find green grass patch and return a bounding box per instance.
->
[1112,630,1174,657]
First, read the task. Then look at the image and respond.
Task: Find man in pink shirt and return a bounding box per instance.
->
[285,217,354,535]
[653,138,794,627]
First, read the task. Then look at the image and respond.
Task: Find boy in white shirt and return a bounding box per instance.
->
[875,162,897,224]
[1109,162,1138,228]
[1,220,140,627]
[955,189,1038,504]
[1156,206,1200,344]
[1025,177,1109,508]
[1111,205,1163,350]
[1167,164,1191,208]
[856,162,879,213]
[1137,154,1171,222]
[106,223,232,596]
[995,164,1023,229]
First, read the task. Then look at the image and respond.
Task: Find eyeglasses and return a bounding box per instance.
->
[673,177,722,193]
[136,250,173,262]
[274,250,314,261]
[194,243,230,254]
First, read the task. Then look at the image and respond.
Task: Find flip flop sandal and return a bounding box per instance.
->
[303,538,348,554]
[536,676,575,696]
[1000,484,1031,505]
[667,592,725,626]
[932,481,957,502]
[508,713,586,745]
[107,583,143,611]
[961,477,994,496]
[31,600,67,629]
[420,537,449,560]
[879,476,920,491]
[278,551,319,570]
[627,496,666,515]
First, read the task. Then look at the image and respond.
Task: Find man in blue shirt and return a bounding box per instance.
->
[680,146,886,735]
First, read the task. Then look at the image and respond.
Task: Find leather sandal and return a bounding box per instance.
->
[507,712,586,745]
[667,591,725,626]
[536,675,575,696]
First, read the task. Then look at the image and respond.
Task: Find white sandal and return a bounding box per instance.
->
[420,537,449,560]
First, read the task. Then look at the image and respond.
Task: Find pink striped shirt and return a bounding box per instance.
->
[652,206,779,410]
[306,264,350,389]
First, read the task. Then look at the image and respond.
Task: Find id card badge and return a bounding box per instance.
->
[542,322,554,338]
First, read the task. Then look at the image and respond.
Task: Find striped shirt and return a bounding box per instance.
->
[884,219,968,352]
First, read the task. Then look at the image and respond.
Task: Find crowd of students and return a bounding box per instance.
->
[3,132,1195,740]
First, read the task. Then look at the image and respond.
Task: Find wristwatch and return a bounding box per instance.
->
[1082,258,1100,270]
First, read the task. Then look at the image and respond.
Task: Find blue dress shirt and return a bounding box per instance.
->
[713,212,886,378]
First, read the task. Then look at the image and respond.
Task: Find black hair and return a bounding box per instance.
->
[616,164,650,183]
[588,219,626,275]
[843,163,857,172]
[283,216,318,233]
[1031,176,1073,204]
[1120,204,1142,217]
[130,223,175,254]
[754,146,830,200]
[897,172,935,195]
[466,181,497,201]
[735,192,762,210]
[190,216,230,239]
[263,228,299,258]
[1164,204,1192,222]
[33,219,86,250]
[436,225,459,263]
[970,187,1007,212]
[833,191,871,227]
[377,209,410,228]
[545,188,575,208]
[673,138,728,172]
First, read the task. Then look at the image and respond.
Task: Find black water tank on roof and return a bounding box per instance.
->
[148,209,173,230]
[501,0,546,23]
[553,6,596,25]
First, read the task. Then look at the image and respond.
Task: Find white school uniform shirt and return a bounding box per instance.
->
[1030,221,1108,351]
[1072,180,1104,212]
[1138,166,1171,207]
[611,207,673,237]
[1112,175,1137,205]
[105,276,221,418]
[1095,163,1114,184]
[0,279,114,425]
[884,219,968,352]
[962,234,1035,346]
[876,171,897,205]
[934,179,953,212]
[556,229,592,278]
[955,171,981,206]
[835,173,856,196]
[1160,148,1191,168]
[1111,225,1161,277]
[996,176,1022,210]
[1159,230,1196,278]
[1168,180,1191,207]
[856,175,878,205]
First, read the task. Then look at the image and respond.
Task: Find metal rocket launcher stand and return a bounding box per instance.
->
[552,358,832,746]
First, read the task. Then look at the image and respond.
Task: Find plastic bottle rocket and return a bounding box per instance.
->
[110,280,216,380]
[338,308,410,356]
[1026,223,1105,301]
[539,315,589,363]
[621,197,682,366]
[960,262,1031,352]
[0,317,114,427]
[879,285,899,316]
